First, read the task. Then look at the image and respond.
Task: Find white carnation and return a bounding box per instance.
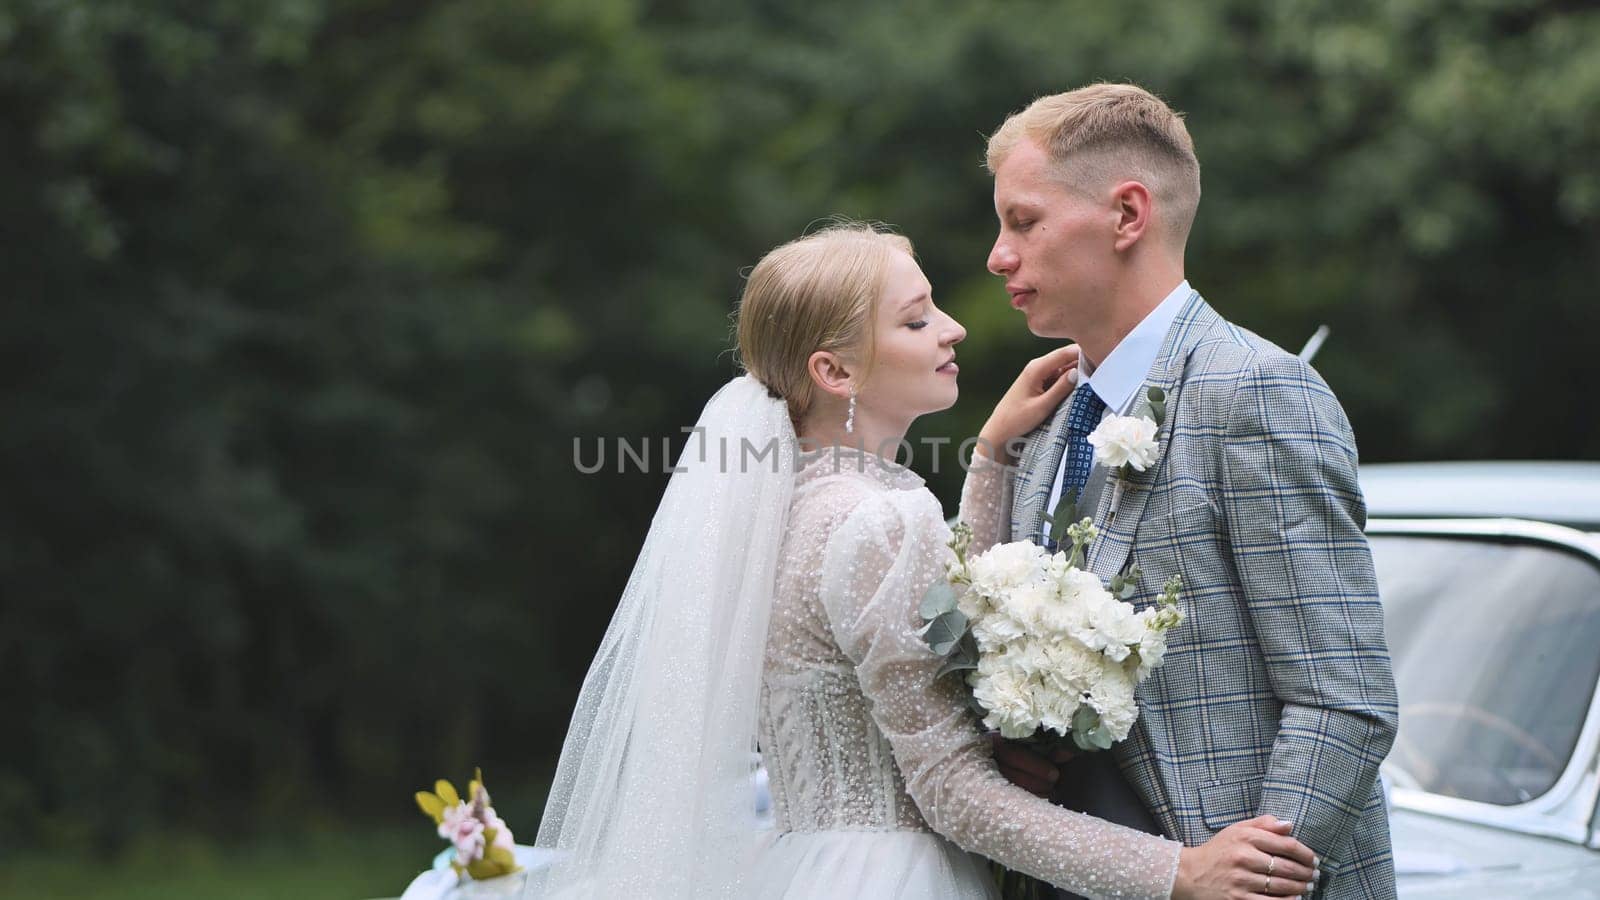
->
[971,667,1039,740]
[1059,591,1131,660]
[1044,551,1072,583]
[1093,597,1149,660]
[1089,658,1140,740]
[968,541,1048,598]
[1087,415,1160,471]
[1034,684,1082,737]
[1039,640,1102,694]
[1035,601,1080,640]
[996,580,1054,634]
[1033,570,1103,639]
[1057,567,1106,600]
[973,647,1003,678]
[1135,622,1170,680]
[1000,642,1053,679]
[972,609,1026,653]
[956,587,991,622]
[973,642,1030,681]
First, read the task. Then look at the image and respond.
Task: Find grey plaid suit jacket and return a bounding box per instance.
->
[1006,292,1399,899]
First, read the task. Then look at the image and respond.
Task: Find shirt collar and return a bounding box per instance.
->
[1082,280,1191,415]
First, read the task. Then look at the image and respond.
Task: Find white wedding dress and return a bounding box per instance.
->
[528,378,1179,900]
[749,447,1180,899]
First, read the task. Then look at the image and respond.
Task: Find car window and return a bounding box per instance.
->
[1372,533,1600,806]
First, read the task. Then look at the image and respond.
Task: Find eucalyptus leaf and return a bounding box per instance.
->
[935,645,978,679]
[1114,565,1142,599]
[958,630,978,658]
[1088,726,1115,750]
[1071,705,1100,735]
[920,609,968,656]
[967,693,991,720]
[1049,488,1081,542]
[935,657,977,679]
[919,579,959,621]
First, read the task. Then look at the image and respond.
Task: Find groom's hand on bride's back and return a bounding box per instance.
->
[985,732,1074,798]
[977,344,1082,465]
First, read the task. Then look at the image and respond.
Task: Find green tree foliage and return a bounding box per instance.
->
[1,0,1595,848]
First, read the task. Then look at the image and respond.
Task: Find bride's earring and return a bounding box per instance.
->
[844,387,858,434]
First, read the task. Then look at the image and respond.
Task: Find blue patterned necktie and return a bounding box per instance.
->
[1044,385,1107,551]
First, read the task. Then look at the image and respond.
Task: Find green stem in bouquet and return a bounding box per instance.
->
[1063,518,1096,570]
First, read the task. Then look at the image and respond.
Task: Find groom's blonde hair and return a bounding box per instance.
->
[987,83,1201,246]
[736,221,912,429]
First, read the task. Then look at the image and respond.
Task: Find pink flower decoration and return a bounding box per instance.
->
[485,809,515,852]
[438,801,485,865]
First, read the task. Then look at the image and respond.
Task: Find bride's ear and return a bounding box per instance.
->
[807,350,855,400]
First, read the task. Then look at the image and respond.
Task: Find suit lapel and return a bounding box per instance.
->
[1098,290,1218,839]
[1009,387,1079,545]
[1086,291,1217,580]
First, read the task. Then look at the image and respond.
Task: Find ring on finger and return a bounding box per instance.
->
[1266,855,1277,877]
[1263,875,1273,894]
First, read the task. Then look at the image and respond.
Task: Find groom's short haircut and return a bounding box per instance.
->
[986,84,1201,247]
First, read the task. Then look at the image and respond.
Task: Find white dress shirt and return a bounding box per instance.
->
[1040,280,1191,544]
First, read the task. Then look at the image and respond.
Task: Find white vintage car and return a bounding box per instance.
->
[1362,461,1600,897]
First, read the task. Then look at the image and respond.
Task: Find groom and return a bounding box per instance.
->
[980,85,1399,899]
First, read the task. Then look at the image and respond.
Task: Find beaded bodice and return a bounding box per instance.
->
[759,450,933,832]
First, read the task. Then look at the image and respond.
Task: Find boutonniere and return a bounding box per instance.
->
[1087,386,1167,518]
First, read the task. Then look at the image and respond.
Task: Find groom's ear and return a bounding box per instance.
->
[1110,180,1153,253]
[807,350,855,399]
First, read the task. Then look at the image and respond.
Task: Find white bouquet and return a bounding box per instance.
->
[920,517,1181,752]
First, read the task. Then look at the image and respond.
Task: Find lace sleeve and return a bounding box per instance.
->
[958,449,1013,553]
[818,491,1181,900]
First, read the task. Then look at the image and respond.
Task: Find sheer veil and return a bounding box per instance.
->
[525,375,797,898]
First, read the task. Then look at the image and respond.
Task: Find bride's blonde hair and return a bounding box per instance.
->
[735,221,913,429]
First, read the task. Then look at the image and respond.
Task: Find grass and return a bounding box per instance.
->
[1,823,445,900]
[3,773,553,898]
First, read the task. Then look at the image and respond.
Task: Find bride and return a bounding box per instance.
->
[527,223,1316,899]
